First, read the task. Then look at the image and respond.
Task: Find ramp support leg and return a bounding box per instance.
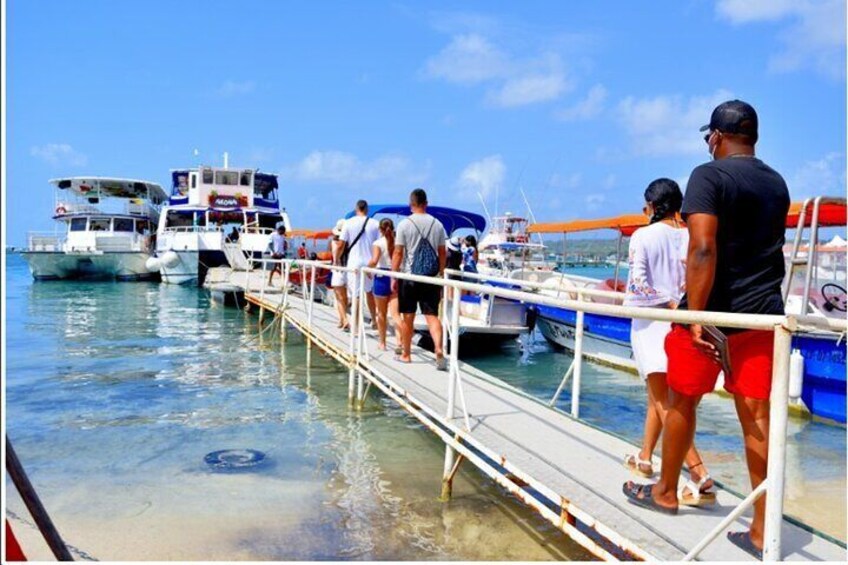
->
[440,448,464,501]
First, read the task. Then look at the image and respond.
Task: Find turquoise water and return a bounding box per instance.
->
[4,253,590,560]
[5,254,845,560]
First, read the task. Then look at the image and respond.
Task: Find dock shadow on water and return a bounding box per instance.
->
[4,254,591,561]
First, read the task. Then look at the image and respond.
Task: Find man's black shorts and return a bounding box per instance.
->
[398,280,441,316]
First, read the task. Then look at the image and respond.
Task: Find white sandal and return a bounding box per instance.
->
[679,474,717,506]
[623,454,653,478]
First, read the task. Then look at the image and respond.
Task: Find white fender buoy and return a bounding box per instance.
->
[789,349,805,400]
[161,251,180,268]
[145,257,161,272]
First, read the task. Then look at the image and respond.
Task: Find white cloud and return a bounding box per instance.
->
[422,32,573,108]
[584,193,606,211]
[457,155,506,201]
[487,72,569,107]
[789,152,846,200]
[616,89,732,156]
[555,84,608,121]
[215,80,256,98]
[716,0,845,79]
[716,0,798,23]
[30,143,88,167]
[282,150,427,187]
[423,34,508,84]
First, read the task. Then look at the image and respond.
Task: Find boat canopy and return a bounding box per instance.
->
[528,214,648,236]
[288,228,334,240]
[345,204,487,234]
[50,177,167,203]
[786,200,846,228]
[529,199,847,236]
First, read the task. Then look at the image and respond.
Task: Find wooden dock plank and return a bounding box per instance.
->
[232,269,844,562]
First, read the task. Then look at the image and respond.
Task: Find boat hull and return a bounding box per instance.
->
[21,251,158,281]
[535,304,847,423]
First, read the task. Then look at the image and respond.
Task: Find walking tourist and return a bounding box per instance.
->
[330,219,349,330]
[623,100,791,559]
[622,178,714,506]
[339,200,380,331]
[391,188,448,369]
[267,224,288,286]
[368,218,401,351]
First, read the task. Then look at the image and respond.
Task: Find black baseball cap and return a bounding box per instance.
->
[700,100,758,140]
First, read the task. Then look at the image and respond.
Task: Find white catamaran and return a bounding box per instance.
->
[22,177,166,280]
[148,157,291,286]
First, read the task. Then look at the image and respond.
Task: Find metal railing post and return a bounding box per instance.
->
[348,267,359,405]
[800,197,822,315]
[258,258,267,324]
[613,232,623,289]
[763,323,793,561]
[442,270,450,355]
[359,269,369,361]
[441,277,464,500]
[356,269,367,405]
[571,293,585,419]
[280,261,290,341]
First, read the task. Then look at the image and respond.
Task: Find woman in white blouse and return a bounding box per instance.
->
[622,178,714,506]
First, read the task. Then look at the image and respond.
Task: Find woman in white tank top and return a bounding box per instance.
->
[622,179,714,506]
[368,218,401,351]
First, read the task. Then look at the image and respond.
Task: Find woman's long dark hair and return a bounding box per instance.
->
[644,178,683,224]
[379,218,395,257]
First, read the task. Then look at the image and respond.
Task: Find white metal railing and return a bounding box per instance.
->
[162,225,224,234]
[27,232,64,251]
[253,257,845,562]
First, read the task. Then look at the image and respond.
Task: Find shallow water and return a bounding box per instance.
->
[4,253,591,560]
[5,254,845,560]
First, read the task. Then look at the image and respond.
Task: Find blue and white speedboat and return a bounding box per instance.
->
[526,200,847,424]
[148,156,291,286]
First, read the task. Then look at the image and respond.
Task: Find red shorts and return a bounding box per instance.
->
[665,324,775,400]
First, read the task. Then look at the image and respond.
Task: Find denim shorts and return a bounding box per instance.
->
[373,269,392,297]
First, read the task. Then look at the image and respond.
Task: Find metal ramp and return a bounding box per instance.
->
[222,242,252,271]
[243,274,846,562]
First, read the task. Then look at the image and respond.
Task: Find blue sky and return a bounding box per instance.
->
[6,0,846,245]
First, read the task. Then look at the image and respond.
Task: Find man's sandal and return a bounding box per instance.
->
[623,454,654,478]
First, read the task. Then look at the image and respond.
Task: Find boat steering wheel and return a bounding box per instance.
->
[821,283,847,313]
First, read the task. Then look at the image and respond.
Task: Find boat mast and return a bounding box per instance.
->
[477,192,493,227]
[520,187,545,248]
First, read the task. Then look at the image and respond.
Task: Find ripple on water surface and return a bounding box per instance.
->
[5,255,592,560]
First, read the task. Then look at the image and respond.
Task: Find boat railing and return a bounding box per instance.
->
[162,225,225,234]
[27,232,64,251]
[255,257,846,562]
[239,226,275,235]
[445,268,624,303]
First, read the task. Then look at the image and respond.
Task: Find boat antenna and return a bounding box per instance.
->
[520,187,545,247]
[477,192,493,226]
[223,152,229,169]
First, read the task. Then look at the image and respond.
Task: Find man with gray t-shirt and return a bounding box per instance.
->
[391,188,448,369]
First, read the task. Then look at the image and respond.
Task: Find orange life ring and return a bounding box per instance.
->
[55,205,67,215]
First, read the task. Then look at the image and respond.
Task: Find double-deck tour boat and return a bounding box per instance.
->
[21,177,166,280]
[148,158,291,286]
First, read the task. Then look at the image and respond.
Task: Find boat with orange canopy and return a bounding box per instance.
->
[524,197,847,423]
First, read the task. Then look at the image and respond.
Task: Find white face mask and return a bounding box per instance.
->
[708,131,718,160]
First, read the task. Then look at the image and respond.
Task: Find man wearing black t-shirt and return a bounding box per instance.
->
[623,100,790,558]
